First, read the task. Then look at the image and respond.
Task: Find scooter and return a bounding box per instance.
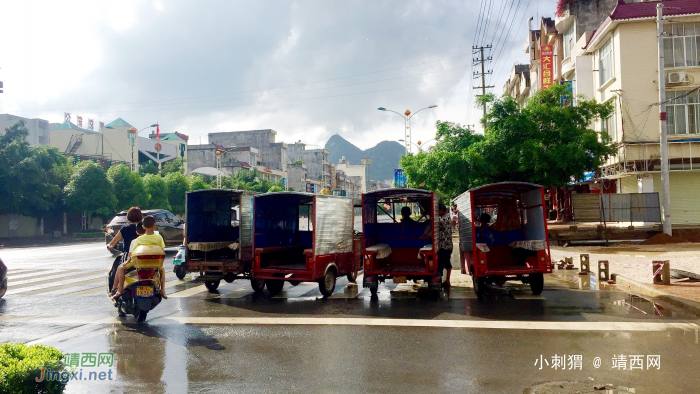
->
[107,244,165,322]
[0,254,7,299]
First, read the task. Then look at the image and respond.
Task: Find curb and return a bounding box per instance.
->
[614,274,700,316]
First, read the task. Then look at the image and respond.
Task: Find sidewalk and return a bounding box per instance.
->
[550,243,700,313]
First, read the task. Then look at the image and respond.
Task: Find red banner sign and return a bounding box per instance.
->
[541,45,554,90]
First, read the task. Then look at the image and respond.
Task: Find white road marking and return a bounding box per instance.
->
[1,314,697,332]
[168,284,209,298]
[272,282,318,299]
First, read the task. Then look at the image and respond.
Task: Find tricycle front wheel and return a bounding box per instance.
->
[265,279,285,296]
[347,270,358,283]
[174,266,187,280]
[204,280,220,292]
[529,273,544,295]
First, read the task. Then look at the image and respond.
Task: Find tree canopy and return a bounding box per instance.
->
[107,164,147,210]
[165,172,189,215]
[401,85,617,199]
[0,120,72,216]
[143,174,171,210]
[64,161,117,216]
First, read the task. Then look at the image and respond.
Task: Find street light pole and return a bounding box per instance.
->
[378,105,437,155]
[128,124,158,172]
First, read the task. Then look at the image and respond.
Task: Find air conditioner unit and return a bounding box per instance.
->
[667,71,688,84]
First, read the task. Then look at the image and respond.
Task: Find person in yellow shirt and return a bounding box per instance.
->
[112,215,168,299]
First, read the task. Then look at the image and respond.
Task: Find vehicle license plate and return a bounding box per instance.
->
[392,276,407,284]
[136,286,154,297]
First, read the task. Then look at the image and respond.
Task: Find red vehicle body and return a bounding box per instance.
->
[454,182,553,298]
[361,189,441,296]
[251,192,361,297]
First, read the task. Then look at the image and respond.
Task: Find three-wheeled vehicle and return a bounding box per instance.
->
[176,189,256,292]
[252,192,361,297]
[361,189,441,296]
[454,182,553,298]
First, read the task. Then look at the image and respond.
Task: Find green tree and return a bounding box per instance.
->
[143,174,171,210]
[401,85,616,199]
[267,185,284,192]
[0,120,71,216]
[161,158,185,176]
[139,162,158,176]
[64,161,117,216]
[107,164,147,210]
[165,172,189,215]
[187,174,211,191]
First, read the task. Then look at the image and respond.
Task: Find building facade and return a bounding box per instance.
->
[208,129,288,172]
[0,114,55,146]
[287,143,332,189]
[555,0,700,224]
[335,156,370,193]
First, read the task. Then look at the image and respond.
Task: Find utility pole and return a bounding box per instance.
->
[473,45,494,123]
[656,3,672,236]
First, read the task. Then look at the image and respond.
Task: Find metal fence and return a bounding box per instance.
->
[572,193,661,223]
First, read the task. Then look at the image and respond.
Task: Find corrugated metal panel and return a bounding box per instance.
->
[601,194,631,223]
[629,193,661,222]
[314,197,354,255]
[238,191,255,248]
[572,194,600,222]
[454,191,473,252]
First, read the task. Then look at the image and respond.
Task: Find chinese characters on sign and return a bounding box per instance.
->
[64,352,114,367]
[540,45,554,90]
[535,355,660,370]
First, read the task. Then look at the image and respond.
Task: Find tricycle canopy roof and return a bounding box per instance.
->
[256,191,351,200]
[456,182,543,202]
[363,188,434,202]
[187,188,256,197]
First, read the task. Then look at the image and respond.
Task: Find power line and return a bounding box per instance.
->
[491,1,531,85]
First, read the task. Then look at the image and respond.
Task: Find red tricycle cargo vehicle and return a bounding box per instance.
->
[361,189,441,296]
[454,182,552,298]
[252,192,361,297]
[177,189,256,292]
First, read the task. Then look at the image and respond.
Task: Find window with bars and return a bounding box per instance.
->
[663,22,700,68]
[667,90,700,135]
[599,38,614,86]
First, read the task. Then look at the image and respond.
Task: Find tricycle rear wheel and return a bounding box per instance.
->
[251,278,265,293]
[319,270,336,297]
[529,273,544,295]
[204,280,220,292]
[472,273,486,299]
[369,280,378,296]
[346,270,358,283]
[265,279,285,296]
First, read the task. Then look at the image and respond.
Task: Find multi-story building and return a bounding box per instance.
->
[555,0,700,224]
[335,156,370,193]
[208,129,288,172]
[0,114,56,146]
[287,143,332,189]
[187,144,259,175]
[502,64,531,107]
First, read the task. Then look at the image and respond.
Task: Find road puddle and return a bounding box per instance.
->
[550,269,615,291]
[612,294,698,319]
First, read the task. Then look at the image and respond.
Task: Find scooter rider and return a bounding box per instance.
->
[107,207,143,290]
[112,215,167,299]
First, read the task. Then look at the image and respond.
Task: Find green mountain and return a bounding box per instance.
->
[325,134,404,182]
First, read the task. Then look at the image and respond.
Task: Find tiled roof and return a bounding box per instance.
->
[161,133,184,141]
[610,0,700,20]
[105,118,133,128]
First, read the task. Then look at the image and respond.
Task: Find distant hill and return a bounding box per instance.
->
[325,134,404,182]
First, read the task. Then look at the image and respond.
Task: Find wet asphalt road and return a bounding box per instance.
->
[1,242,699,393]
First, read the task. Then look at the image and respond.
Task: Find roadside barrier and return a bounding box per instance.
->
[598,260,609,281]
[579,254,590,274]
[652,261,671,285]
